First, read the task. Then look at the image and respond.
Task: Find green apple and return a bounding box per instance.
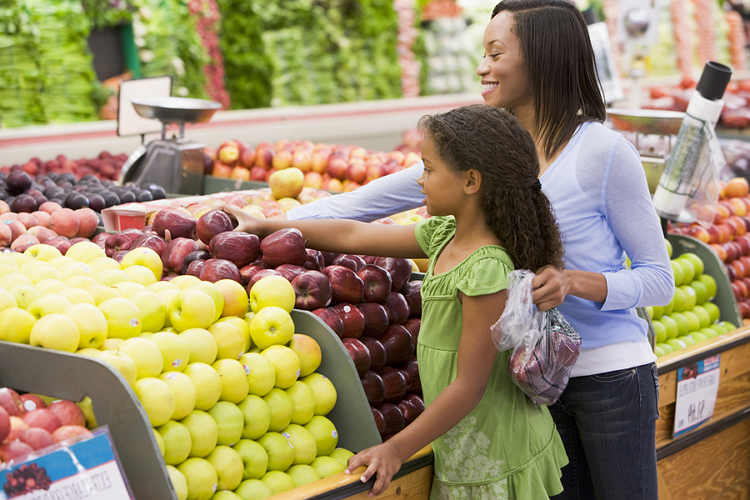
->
[668,312,689,337]
[128,291,167,333]
[658,315,678,340]
[237,395,271,440]
[239,352,276,397]
[157,420,193,465]
[208,322,245,361]
[214,279,249,318]
[66,241,106,263]
[691,331,709,343]
[691,305,712,329]
[180,409,219,458]
[310,456,345,478]
[703,302,721,324]
[262,388,294,432]
[285,381,316,425]
[182,362,221,410]
[213,492,243,500]
[10,284,40,309]
[208,401,245,446]
[27,294,72,319]
[187,281,224,324]
[304,416,338,456]
[29,313,80,352]
[260,471,296,495]
[62,303,107,349]
[120,337,164,379]
[300,373,337,416]
[248,306,294,350]
[159,371,197,420]
[699,274,717,300]
[679,285,697,311]
[98,351,137,387]
[288,334,322,377]
[153,427,166,456]
[689,280,708,305]
[329,448,355,468]
[701,327,719,338]
[122,266,157,287]
[235,479,273,500]
[718,321,737,332]
[666,338,687,352]
[217,317,251,352]
[179,328,218,365]
[169,289,216,332]
[286,464,320,487]
[233,439,268,480]
[682,311,700,333]
[262,345,301,389]
[249,275,296,314]
[150,331,190,372]
[679,334,696,347]
[0,307,36,344]
[134,377,176,427]
[206,445,244,491]
[121,247,163,282]
[177,458,218,500]
[212,359,250,404]
[652,320,667,344]
[257,431,295,471]
[282,424,317,465]
[166,465,189,500]
[149,281,180,294]
[98,297,143,339]
[170,275,202,289]
[56,286,96,306]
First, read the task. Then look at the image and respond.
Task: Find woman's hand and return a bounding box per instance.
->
[345,442,404,496]
[222,204,266,235]
[531,265,571,311]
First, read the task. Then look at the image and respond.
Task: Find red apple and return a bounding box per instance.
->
[321,252,340,267]
[197,209,234,245]
[361,370,385,406]
[47,400,86,427]
[403,318,421,349]
[346,162,367,184]
[326,154,348,180]
[209,231,261,268]
[19,427,55,451]
[260,228,307,267]
[323,265,364,304]
[180,250,211,275]
[379,366,408,403]
[357,264,392,303]
[400,281,422,318]
[52,425,93,443]
[274,264,307,282]
[240,264,266,286]
[162,237,200,275]
[240,147,257,169]
[186,259,206,278]
[342,338,371,376]
[381,292,410,325]
[378,403,405,435]
[360,337,387,371]
[130,233,168,257]
[0,388,24,417]
[303,249,325,271]
[291,270,333,310]
[403,393,424,412]
[105,228,143,257]
[45,235,72,255]
[312,307,345,337]
[200,258,242,284]
[247,268,283,289]
[332,254,366,272]
[153,208,197,240]
[249,166,268,181]
[399,356,421,393]
[19,394,47,413]
[332,303,365,339]
[366,164,388,182]
[91,231,110,249]
[374,257,412,292]
[380,324,414,366]
[255,142,274,169]
[371,407,386,436]
[23,409,62,433]
[356,302,389,338]
[0,441,33,463]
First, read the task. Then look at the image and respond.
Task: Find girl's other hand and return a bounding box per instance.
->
[531,265,571,311]
[222,204,264,235]
[345,442,404,496]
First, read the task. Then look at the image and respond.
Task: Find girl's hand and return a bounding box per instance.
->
[531,265,571,311]
[222,204,265,235]
[345,442,404,496]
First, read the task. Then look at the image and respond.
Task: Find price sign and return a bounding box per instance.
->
[673,355,721,437]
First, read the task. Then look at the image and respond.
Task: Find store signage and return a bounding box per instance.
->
[0,429,133,500]
[673,354,721,437]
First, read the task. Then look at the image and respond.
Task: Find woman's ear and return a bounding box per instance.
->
[463,169,482,195]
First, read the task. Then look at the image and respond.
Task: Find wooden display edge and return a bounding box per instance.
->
[656,405,750,460]
[656,325,750,374]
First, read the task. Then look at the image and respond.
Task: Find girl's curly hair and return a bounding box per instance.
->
[418,104,565,271]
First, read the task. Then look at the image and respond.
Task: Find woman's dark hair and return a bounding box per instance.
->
[418,104,564,271]
[492,0,606,159]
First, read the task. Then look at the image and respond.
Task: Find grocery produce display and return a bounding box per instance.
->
[2,152,128,183]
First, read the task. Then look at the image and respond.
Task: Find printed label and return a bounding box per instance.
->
[129,319,138,327]
[243,365,251,375]
[171,359,182,368]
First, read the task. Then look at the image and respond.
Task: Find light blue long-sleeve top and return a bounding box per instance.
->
[287,122,675,376]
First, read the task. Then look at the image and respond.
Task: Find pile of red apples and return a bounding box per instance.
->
[2,152,127,181]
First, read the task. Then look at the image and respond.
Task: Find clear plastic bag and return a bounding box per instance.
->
[491,270,582,406]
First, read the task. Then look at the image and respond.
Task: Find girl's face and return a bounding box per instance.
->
[417,135,468,217]
[477,12,532,112]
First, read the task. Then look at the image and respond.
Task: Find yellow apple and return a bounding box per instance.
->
[329,448,355,468]
[89,257,122,274]
[233,439,268,480]
[183,362,222,411]
[148,281,180,294]
[27,294,72,319]
[260,470,296,495]
[10,284,40,309]
[120,337,164,379]
[288,334,322,377]
[153,427,166,457]
[177,458,218,500]
[282,423,317,465]
[180,410,219,458]
[76,348,102,357]
[128,290,167,333]
[238,352,276,397]
[98,297,143,339]
[169,289,216,332]
[66,242,106,263]
[48,256,74,269]
[206,445,244,491]
[208,322,245,361]
[87,284,121,305]
[92,268,130,287]
[304,416,338,456]
[122,265,157,287]
[158,420,193,465]
[262,388,295,432]
[207,401,245,446]
[300,373,337,416]
[237,395,271,440]
[62,303,108,349]
[22,262,62,284]
[0,307,36,344]
[262,345,301,389]
[248,306,294,350]
[113,281,148,299]
[64,275,96,289]
[7,252,29,267]
[133,376,175,427]
[187,282,224,324]
[58,261,93,280]
[216,317,251,352]
[212,358,250,403]
[310,456,345,478]
[257,432,295,472]
[98,351,137,386]
[121,247,163,282]
[1,273,33,289]
[100,338,124,351]
[150,331,190,372]
[269,167,304,199]
[159,371,197,420]
[170,275,201,290]
[166,465,188,500]
[235,479,272,499]
[24,244,62,261]
[56,287,96,306]
[0,289,17,313]
[214,279,248,318]
[34,279,67,296]
[286,464,320,487]
[156,288,180,327]
[285,381,316,425]
[249,276,295,314]
[179,328,218,365]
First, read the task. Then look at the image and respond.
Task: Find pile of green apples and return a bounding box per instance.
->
[649,244,735,357]
[0,242,354,500]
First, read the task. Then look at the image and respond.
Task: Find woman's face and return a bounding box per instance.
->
[477,12,532,112]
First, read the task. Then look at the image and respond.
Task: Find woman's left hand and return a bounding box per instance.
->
[345,442,404,496]
[531,265,571,311]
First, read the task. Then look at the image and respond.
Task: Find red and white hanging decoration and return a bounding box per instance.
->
[395,0,421,97]
[726,9,746,72]
[188,0,231,109]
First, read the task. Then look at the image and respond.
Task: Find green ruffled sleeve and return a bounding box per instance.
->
[456,251,513,297]
[415,216,455,258]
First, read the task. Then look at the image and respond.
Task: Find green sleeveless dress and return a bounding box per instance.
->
[415,217,568,500]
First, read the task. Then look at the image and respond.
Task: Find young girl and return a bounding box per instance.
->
[226,104,568,499]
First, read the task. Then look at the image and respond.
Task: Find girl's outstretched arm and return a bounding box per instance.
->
[224,205,427,259]
[345,289,507,495]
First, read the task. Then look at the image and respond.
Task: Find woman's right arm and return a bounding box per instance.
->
[284,163,425,222]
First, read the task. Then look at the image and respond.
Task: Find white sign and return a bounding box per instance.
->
[673,354,721,437]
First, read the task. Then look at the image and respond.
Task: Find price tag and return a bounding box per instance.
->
[673,354,721,437]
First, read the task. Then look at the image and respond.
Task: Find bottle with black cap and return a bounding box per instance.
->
[653,61,732,220]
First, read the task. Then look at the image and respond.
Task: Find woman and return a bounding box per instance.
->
[285,1,673,498]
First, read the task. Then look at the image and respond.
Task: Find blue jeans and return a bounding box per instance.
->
[549,363,660,500]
